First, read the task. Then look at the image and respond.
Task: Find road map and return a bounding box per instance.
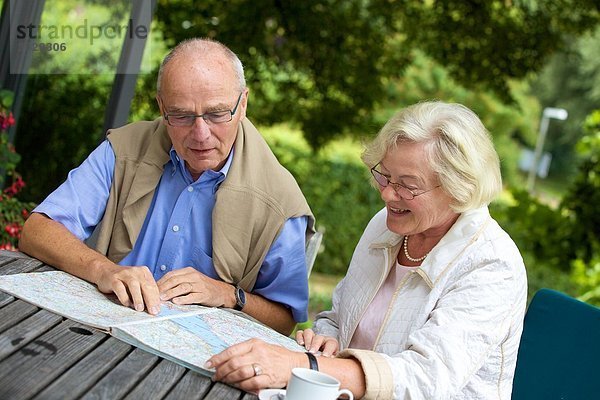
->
[0,271,304,375]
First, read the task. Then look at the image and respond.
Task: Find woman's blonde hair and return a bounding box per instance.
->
[361,101,502,212]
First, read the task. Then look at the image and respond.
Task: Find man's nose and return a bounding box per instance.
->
[190,116,211,140]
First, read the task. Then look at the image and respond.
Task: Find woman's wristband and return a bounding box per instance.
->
[305,352,319,371]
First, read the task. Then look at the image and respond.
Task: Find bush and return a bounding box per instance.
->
[0,90,36,250]
[262,124,382,276]
[491,109,600,304]
[490,189,575,271]
[561,110,600,263]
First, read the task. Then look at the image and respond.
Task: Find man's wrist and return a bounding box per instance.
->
[233,285,246,310]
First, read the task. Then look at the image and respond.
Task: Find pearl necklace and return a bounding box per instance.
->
[403,235,428,263]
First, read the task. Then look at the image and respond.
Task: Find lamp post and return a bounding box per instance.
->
[526,107,568,194]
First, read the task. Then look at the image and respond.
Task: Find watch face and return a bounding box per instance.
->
[235,286,246,310]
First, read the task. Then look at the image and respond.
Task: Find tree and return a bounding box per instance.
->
[530,26,600,178]
[14,1,600,202]
[153,0,600,148]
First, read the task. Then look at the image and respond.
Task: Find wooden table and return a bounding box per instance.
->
[0,250,259,400]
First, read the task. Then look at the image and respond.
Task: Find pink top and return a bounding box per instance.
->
[349,261,416,349]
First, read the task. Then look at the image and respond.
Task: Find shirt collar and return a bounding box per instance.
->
[168,146,235,184]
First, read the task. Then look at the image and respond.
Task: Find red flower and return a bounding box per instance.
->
[4,222,22,238]
[0,243,17,251]
[0,112,15,130]
[3,175,25,197]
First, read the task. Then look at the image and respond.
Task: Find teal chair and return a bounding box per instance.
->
[512,288,600,399]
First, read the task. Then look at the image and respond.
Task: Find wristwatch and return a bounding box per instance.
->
[234,285,246,311]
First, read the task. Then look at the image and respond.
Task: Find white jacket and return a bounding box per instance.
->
[314,207,527,399]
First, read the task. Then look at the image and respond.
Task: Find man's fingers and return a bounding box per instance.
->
[112,280,132,308]
[160,282,194,301]
[127,280,145,311]
[140,281,161,314]
[157,267,195,287]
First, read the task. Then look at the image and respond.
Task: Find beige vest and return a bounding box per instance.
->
[93,118,315,291]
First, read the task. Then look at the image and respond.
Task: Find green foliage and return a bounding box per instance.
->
[529,26,600,178]
[154,0,407,149]
[572,257,600,306]
[0,90,36,250]
[381,51,540,188]
[261,125,382,275]
[153,0,600,148]
[492,109,600,304]
[491,189,575,270]
[15,74,111,202]
[29,0,131,75]
[16,1,600,200]
[561,110,600,262]
[400,0,600,101]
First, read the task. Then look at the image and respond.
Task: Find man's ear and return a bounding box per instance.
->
[239,88,249,120]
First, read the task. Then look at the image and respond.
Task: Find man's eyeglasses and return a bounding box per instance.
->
[370,164,440,200]
[163,92,244,127]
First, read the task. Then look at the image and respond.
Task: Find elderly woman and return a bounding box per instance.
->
[207,101,527,399]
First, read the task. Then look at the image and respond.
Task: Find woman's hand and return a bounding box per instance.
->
[206,338,306,392]
[295,328,339,357]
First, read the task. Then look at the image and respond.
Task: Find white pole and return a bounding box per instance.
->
[526,107,568,194]
[527,115,550,194]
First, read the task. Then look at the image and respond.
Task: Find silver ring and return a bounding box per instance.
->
[252,363,263,376]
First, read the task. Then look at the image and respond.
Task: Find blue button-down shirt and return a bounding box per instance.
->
[34,140,309,321]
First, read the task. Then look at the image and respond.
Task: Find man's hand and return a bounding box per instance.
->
[157,267,235,308]
[95,264,161,315]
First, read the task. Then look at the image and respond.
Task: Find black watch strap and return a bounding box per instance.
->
[305,352,319,371]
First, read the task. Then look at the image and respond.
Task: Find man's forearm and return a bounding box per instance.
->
[18,212,114,285]
[243,292,297,335]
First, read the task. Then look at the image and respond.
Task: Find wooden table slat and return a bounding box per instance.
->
[124,358,187,400]
[0,257,45,275]
[0,299,40,333]
[0,309,63,361]
[203,382,245,400]
[0,250,38,260]
[81,347,159,400]
[33,336,132,400]
[0,251,23,266]
[163,370,213,400]
[0,251,260,399]
[0,319,105,399]
[0,291,14,307]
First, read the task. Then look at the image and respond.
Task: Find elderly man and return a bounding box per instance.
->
[19,38,315,335]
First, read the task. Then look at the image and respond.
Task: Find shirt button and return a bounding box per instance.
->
[187,186,194,192]
[172,225,180,232]
[160,264,167,271]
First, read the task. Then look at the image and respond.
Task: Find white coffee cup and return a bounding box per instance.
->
[285,367,354,400]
